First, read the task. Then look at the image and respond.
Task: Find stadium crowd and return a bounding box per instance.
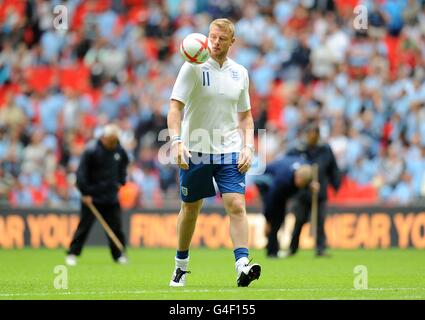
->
[1,0,425,209]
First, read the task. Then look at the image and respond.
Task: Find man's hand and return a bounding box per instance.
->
[81,196,93,206]
[310,181,320,193]
[237,146,253,173]
[172,141,191,170]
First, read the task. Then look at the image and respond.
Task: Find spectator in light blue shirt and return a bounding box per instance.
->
[40,30,66,63]
[381,0,407,35]
[349,157,379,186]
[96,9,118,41]
[390,172,415,204]
[40,93,65,134]
[10,180,34,207]
[251,58,275,97]
[232,42,259,71]
[99,83,121,120]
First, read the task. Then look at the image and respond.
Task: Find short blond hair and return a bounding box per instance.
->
[210,18,235,38]
[296,165,313,185]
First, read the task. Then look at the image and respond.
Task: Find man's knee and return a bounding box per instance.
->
[225,196,246,217]
[181,200,202,219]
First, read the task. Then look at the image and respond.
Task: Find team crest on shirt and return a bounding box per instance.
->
[230,69,239,81]
[114,153,121,161]
[181,186,188,196]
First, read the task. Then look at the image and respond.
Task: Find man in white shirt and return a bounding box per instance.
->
[167,18,261,287]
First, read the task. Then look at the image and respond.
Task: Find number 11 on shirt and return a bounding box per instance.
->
[202,71,210,86]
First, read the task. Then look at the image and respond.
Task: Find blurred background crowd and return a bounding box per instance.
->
[1,0,425,209]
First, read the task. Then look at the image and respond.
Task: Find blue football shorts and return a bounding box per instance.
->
[179,152,246,202]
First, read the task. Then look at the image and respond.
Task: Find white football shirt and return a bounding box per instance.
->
[170,57,251,154]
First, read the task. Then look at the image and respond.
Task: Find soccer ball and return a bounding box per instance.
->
[180,33,211,64]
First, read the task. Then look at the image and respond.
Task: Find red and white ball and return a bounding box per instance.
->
[180,33,211,64]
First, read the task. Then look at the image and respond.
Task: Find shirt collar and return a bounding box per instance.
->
[208,57,230,70]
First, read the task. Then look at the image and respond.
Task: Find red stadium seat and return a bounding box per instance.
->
[86,88,102,109]
[26,64,90,93]
[60,64,90,92]
[334,0,361,18]
[25,67,55,93]
[0,0,25,22]
[327,177,378,205]
[127,5,149,24]
[145,38,159,61]
[31,185,48,207]
[267,81,286,128]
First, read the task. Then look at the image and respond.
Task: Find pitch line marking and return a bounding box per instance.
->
[1,287,425,297]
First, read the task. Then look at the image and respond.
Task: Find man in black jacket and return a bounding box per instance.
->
[255,156,319,257]
[66,124,130,266]
[286,122,341,257]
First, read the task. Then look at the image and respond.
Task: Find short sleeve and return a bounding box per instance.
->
[170,62,197,105]
[237,68,251,112]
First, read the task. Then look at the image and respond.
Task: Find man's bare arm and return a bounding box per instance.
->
[237,110,255,173]
[168,99,191,170]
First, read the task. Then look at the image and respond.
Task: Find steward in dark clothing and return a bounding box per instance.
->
[75,140,128,204]
[255,156,316,257]
[66,124,130,264]
[286,123,341,256]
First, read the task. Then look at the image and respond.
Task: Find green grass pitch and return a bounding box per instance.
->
[0,248,424,300]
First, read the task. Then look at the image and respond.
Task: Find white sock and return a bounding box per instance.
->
[235,257,249,273]
[175,257,189,271]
